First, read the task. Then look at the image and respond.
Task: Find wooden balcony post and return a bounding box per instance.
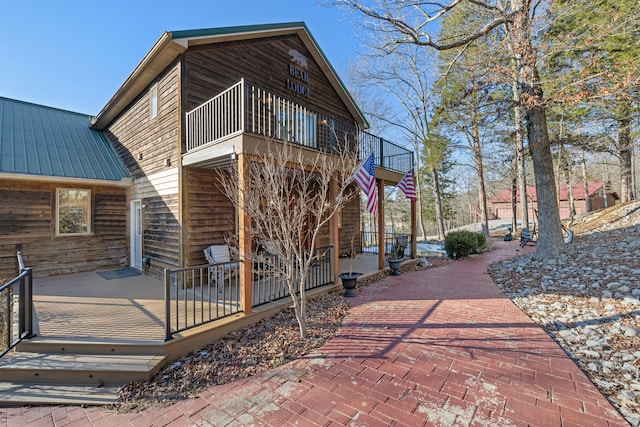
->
[377,179,385,271]
[411,198,417,259]
[329,176,339,283]
[237,153,252,314]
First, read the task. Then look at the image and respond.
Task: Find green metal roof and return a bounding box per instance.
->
[170,21,308,40]
[0,97,130,182]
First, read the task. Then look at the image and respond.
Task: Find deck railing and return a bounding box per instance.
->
[251,246,334,307]
[163,261,242,341]
[163,246,334,339]
[185,79,413,173]
[0,249,34,358]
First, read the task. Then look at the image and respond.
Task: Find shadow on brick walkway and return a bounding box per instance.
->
[2,241,629,426]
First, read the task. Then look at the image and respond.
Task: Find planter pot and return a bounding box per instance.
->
[338,272,361,297]
[388,258,403,276]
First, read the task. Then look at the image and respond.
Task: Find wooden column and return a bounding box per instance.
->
[237,153,252,314]
[329,176,340,283]
[377,179,385,270]
[411,198,417,259]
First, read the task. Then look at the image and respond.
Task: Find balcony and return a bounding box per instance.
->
[185,79,413,174]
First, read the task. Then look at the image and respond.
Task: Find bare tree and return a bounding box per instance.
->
[350,44,440,240]
[333,0,565,257]
[218,141,359,338]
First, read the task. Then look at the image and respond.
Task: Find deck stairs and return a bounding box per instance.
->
[0,337,166,406]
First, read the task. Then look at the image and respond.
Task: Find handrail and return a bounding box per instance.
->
[0,249,34,358]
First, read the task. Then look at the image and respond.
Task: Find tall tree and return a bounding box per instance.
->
[433,3,511,237]
[333,0,566,257]
[351,43,440,239]
[422,126,454,238]
[545,0,640,202]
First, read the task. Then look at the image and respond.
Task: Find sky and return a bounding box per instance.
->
[0,0,359,116]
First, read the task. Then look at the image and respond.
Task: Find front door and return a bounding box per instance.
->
[130,200,142,270]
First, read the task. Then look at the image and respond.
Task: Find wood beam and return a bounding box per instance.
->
[329,176,340,283]
[411,199,417,259]
[377,179,385,270]
[237,153,252,314]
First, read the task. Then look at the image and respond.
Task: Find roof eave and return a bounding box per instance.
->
[0,172,133,187]
[91,32,186,130]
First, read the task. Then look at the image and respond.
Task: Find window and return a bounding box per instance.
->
[150,84,158,118]
[56,189,91,235]
[276,100,317,148]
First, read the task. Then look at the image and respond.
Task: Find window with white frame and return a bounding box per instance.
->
[150,83,158,118]
[56,188,91,235]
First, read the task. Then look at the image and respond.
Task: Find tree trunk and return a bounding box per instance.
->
[617,100,633,202]
[511,60,529,231]
[581,150,591,213]
[471,121,490,237]
[511,177,518,232]
[526,106,564,257]
[512,0,564,258]
[560,142,575,219]
[431,166,446,240]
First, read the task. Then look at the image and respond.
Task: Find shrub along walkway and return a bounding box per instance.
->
[1,241,628,426]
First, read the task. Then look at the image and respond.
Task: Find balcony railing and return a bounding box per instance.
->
[185,79,413,174]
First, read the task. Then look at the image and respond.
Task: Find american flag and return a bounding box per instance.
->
[397,170,417,201]
[353,152,377,216]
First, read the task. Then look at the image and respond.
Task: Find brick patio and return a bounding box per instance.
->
[1,241,628,426]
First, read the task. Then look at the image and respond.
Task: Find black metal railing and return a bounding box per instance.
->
[163,246,334,339]
[252,246,334,307]
[361,232,413,258]
[0,249,34,358]
[163,261,242,341]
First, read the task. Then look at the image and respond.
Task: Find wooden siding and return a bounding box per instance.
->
[0,180,127,280]
[183,35,356,126]
[103,62,181,180]
[102,62,182,277]
[184,167,236,267]
[338,193,361,255]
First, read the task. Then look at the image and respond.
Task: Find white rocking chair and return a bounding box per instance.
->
[204,245,239,291]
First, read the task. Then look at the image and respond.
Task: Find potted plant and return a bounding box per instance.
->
[338,236,361,297]
[387,247,403,276]
[388,234,408,276]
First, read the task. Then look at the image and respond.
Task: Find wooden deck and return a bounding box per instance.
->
[29,254,383,342]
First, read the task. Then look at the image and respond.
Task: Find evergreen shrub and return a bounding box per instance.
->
[444,230,486,259]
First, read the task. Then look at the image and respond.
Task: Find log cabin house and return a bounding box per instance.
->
[1,22,415,319]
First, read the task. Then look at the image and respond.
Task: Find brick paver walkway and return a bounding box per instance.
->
[2,241,628,426]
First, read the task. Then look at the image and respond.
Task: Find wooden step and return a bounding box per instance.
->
[0,381,120,406]
[17,336,166,355]
[0,352,166,385]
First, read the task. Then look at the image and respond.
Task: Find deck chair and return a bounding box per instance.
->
[520,225,537,248]
[392,234,409,258]
[204,245,239,290]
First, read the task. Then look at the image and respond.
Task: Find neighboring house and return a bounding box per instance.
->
[1,22,413,290]
[489,181,619,222]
